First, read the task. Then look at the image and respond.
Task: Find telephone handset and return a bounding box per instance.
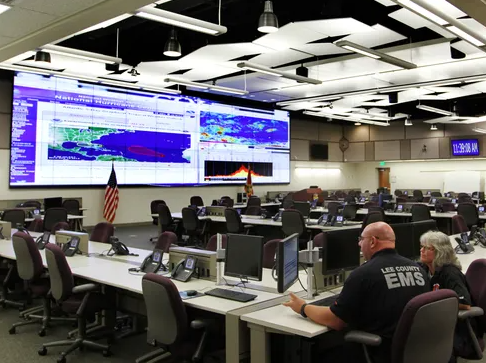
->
[108,236,130,256]
[63,236,80,257]
[317,213,329,226]
[16,224,30,235]
[36,232,51,250]
[139,249,164,274]
[272,210,283,222]
[197,207,206,217]
[171,255,198,282]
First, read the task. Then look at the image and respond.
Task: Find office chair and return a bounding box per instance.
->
[441,202,456,212]
[150,200,166,240]
[158,204,180,234]
[62,199,80,216]
[368,206,385,220]
[50,221,70,234]
[42,208,68,233]
[396,197,407,204]
[22,200,42,209]
[224,208,253,235]
[394,190,402,197]
[431,191,442,197]
[263,239,281,269]
[327,202,343,216]
[155,232,177,254]
[363,201,378,209]
[10,232,74,336]
[344,289,459,363]
[411,204,431,222]
[360,211,384,233]
[38,244,112,362]
[247,196,261,207]
[463,259,486,359]
[2,209,26,228]
[452,215,469,234]
[282,194,294,209]
[206,234,227,252]
[245,206,262,216]
[412,190,424,202]
[458,203,480,229]
[293,201,311,218]
[459,196,473,204]
[312,232,324,248]
[136,274,216,363]
[90,222,115,244]
[342,204,358,221]
[190,196,204,207]
[281,210,306,238]
[219,198,234,207]
[181,207,210,248]
[423,196,431,203]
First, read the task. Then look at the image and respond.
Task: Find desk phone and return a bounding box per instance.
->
[36,232,50,250]
[396,204,404,213]
[63,236,80,257]
[140,249,164,274]
[172,255,198,282]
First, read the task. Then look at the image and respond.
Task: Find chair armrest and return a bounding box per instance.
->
[345,331,382,347]
[72,283,99,295]
[458,306,484,320]
[190,319,217,332]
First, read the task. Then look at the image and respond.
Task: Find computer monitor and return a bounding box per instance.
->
[391,222,414,259]
[321,228,361,275]
[225,234,264,281]
[277,233,299,293]
[403,191,408,196]
[412,220,437,259]
[44,197,63,211]
[293,201,311,217]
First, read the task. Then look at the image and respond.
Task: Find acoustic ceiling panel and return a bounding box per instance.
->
[249,49,310,67]
[388,8,454,38]
[340,24,407,48]
[451,40,482,55]
[374,0,397,6]
[179,43,271,64]
[15,0,107,17]
[419,0,466,19]
[137,61,188,75]
[180,63,239,81]
[292,43,350,56]
[0,7,56,38]
[299,18,374,37]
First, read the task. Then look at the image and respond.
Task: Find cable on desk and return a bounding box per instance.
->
[297,273,307,292]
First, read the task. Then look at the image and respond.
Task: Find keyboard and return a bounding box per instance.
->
[309,294,340,307]
[204,288,257,302]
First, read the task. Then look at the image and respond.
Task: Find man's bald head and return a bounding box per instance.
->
[359,222,396,260]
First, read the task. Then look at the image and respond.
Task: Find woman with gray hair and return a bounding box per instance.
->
[419,230,478,363]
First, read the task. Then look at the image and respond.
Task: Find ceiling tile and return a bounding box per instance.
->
[179,43,271,64]
[249,49,309,67]
[451,40,482,56]
[374,0,397,6]
[419,0,466,19]
[15,0,106,17]
[0,8,56,38]
[340,24,406,48]
[0,35,15,47]
[388,8,454,38]
[137,61,187,75]
[293,43,350,56]
[299,18,375,37]
[181,63,239,81]
[456,18,486,37]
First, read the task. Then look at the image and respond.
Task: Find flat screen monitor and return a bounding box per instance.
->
[321,228,361,275]
[277,233,299,293]
[412,220,437,259]
[225,234,264,281]
[44,197,62,211]
[391,223,414,259]
[10,71,290,187]
[451,139,480,156]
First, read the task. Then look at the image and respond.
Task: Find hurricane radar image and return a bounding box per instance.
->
[48,127,191,163]
[199,112,289,147]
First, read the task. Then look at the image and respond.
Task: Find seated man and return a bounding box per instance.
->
[284,222,430,363]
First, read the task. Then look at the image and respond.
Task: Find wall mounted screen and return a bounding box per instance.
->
[10,72,290,187]
[451,139,479,157]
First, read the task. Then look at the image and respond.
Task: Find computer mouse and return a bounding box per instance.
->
[186,290,198,297]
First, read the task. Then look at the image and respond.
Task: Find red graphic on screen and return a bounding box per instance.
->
[213,165,263,178]
[127,145,165,158]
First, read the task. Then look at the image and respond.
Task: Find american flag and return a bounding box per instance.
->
[103,162,119,223]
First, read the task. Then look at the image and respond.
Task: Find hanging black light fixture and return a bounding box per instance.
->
[258,1,278,33]
[34,50,51,64]
[163,28,181,57]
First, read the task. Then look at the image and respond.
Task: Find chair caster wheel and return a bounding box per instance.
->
[102,349,112,357]
[38,347,47,356]
[38,329,46,337]
[8,327,15,335]
[57,356,66,363]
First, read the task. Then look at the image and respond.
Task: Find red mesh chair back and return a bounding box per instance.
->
[246,206,262,216]
[90,222,115,244]
[452,215,469,234]
[263,239,281,269]
[247,197,261,207]
[466,259,486,332]
[51,221,70,234]
[281,210,305,237]
[206,234,227,251]
[313,232,325,248]
[441,202,455,212]
[12,232,44,281]
[45,244,74,302]
[62,199,80,215]
[155,232,177,253]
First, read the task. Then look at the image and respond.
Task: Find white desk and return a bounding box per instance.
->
[233,202,281,209]
[449,233,486,272]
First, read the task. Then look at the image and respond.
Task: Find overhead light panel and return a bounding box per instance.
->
[73,14,132,36]
[446,26,484,47]
[303,111,390,126]
[237,62,322,85]
[164,28,181,57]
[39,44,122,64]
[396,0,448,25]
[164,77,248,95]
[135,6,227,36]
[258,1,279,33]
[416,104,453,116]
[430,124,438,130]
[334,40,417,69]
[0,4,11,15]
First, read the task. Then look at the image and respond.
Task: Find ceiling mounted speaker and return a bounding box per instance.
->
[34,51,51,64]
[388,92,398,104]
[296,66,308,83]
[258,1,278,33]
[105,63,120,72]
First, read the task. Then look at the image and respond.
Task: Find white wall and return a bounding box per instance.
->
[353,159,486,193]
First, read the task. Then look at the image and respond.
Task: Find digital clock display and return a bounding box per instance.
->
[451,139,480,156]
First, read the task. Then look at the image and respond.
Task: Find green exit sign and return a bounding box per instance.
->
[379,161,386,166]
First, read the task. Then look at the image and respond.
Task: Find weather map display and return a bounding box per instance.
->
[10,72,290,187]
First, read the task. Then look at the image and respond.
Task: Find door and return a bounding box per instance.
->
[378,168,390,190]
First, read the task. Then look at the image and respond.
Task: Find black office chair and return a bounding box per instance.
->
[342,204,358,221]
[458,203,480,229]
[181,207,210,248]
[394,189,403,197]
[368,206,385,220]
[219,198,234,207]
[2,209,26,228]
[282,194,294,209]
[190,196,204,207]
[431,191,442,197]
[224,208,253,235]
[411,204,431,222]
[150,200,166,227]
[22,200,42,209]
[459,196,473,204]
[247,197,261,207]
[245,206,262,216]
[412,190,424,202]
[293,201,311,218]
[42,208,68,233]
[136,274,217,363]
[62,199,80,216]
[158,204,179,235]
[281,210,306,238]
[360,211,384,233]
[327,202,343,216]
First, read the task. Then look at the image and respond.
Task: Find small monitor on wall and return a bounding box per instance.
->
[451,139,480,157]
[309,143,329,161]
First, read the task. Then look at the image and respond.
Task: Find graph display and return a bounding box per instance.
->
[10,72,290,187]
